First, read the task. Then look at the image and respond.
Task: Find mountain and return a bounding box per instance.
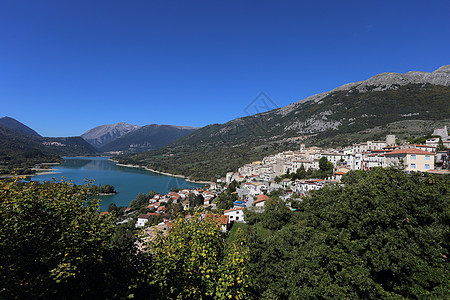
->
[99,124,198,152]
[0,116,41,136]
[116,65,450,181]
[0,125,60,170]
[81,122,141,148]
[40,136,99,156]
[0,118,98,173]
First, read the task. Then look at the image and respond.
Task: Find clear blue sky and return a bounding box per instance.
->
[1,0,449,137]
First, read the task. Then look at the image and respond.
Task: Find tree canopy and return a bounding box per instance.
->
[247,168,450,299]
[2,167,449,299]
[0,178,139,299]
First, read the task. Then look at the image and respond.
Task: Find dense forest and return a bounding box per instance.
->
[1,168,448,299]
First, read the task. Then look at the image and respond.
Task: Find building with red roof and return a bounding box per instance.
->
[223,207,246,223]
[384,148,434,171]
[254,194,269,207]
[204,214,230,232]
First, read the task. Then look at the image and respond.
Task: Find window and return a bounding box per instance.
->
[425,155,430,160]
[410,163,416,169]
[411,154,416,160]
[425,164,430,170]
[236,217,239,220]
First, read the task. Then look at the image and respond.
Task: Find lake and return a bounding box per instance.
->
[30,157,202,211]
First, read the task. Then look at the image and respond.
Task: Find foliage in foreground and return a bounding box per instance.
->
[247,168,450,299]
[2,168,449,299]
[0,178,140,299]
[138,213,251,300]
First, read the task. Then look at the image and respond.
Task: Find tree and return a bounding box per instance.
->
[246,168,450,299]
[319,156,333,172]
[189,193,205,207]
[0,178,139,299]
[245,197,292,230]
[292,164,306,180]
[140,213,252,299]
[438,137,447,151]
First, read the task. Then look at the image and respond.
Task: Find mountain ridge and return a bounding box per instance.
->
[99,124,198,152]
[0,116,41,137]
[0,117,98,173]
[116,65,450,180]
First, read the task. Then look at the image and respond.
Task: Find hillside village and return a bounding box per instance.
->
[129,127,450,234]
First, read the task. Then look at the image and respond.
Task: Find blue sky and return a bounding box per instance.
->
[1,0,449,137]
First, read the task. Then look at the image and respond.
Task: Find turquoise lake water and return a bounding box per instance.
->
[30,157,201,211]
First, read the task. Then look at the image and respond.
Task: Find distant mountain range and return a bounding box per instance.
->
[81,122,198,153]
[0,116,199,173]
[116,65,450,181]
[3,65,450,178]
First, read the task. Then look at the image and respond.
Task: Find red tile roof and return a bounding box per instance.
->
[385,148,433,155]
[254,194,269,204]
[205,214,229,225]
[224,207,244,213]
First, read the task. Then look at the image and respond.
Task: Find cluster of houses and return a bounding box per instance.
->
[224,132,449,187]
[135,188,218,228]
[135,128,450,232]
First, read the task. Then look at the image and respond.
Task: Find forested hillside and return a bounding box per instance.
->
[100,124,198,152]
[0,120,98,174]
[117,84,450,180]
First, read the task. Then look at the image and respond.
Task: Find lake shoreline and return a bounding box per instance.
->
[111,159,214,185]
[0,162,62,178]
[31,157,203,211]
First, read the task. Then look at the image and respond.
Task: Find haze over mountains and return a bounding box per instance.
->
[117,65,450,180]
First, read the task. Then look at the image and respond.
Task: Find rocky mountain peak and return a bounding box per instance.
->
[81,122,141,148]
[278,64,450,116]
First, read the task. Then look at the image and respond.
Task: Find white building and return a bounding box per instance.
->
[224,207,246,223]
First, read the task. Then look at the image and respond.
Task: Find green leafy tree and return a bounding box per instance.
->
[189,193,205,207]
[247,168,450,299]
[319,156,333,172]
[0,178,139,299]
[245,197,292,230]
[292,164,307,180]
[140,213,252,299]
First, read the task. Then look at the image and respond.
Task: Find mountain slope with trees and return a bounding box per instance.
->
[99,124,198,153]
[116,65,450,181]
[0,116,41,136]
[0,118,98,174]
